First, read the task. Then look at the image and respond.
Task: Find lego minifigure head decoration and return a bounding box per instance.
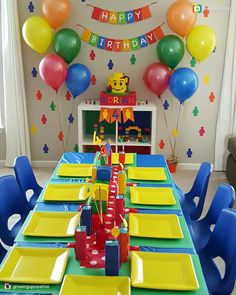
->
[107,73,129,94]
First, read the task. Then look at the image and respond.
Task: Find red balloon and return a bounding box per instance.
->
[39,54,67,92]
[144,63,171,97]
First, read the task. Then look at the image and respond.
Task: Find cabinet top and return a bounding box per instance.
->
[78,100,157,111]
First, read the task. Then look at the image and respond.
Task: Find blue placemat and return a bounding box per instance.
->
[60,152,95,164]
[137,154,168,167]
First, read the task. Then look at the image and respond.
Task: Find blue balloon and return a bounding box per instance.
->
[65,64,91,97]
[169,68,198,103]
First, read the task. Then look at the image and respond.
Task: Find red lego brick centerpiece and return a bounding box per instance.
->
[67,141,138,275]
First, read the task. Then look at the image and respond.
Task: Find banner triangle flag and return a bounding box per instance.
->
[99,108,111,123]
[110,108,122,123]
[123,107,134,122]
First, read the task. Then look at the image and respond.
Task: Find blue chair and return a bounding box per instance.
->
[0,176,30,245]
[181,162,212,221]
[191,183,235,252]
[14,156,43,209]
[199,209,236,295]
[0,243,6,264]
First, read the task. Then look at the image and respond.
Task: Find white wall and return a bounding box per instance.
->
[8,0,230,163]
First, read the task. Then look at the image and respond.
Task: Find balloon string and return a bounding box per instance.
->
[86,4,95,8]
[77,24,87,30]
[66,98,75,147]
[160,97,174,155]
[77,22,165,31]
[159,21,165,28]
[56,91,66,152]
[86,2,157,9]
[173,103,182,155]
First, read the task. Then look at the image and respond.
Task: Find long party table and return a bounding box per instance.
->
[0,153,209,295]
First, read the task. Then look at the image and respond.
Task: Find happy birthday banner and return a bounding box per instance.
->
[87,2,157,25]
[78,24,165,52]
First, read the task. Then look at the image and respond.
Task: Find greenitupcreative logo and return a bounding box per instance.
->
[192,4,203,13]
[4,282,11,290]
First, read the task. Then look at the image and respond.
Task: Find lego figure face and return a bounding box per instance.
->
[111,78,127,94]
[107,73,129,94]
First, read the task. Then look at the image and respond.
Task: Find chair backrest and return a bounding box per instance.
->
[202,209,236,294]
[204,183,235,226]
[14,156,42,195]
[0,243,6,264]
[186,162,212,220]
[0,176,30,244]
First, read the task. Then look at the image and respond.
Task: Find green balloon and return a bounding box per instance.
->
[53,28,81,64]
[157,35,185,70]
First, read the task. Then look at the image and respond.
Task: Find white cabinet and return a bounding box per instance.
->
[78,100,157,154]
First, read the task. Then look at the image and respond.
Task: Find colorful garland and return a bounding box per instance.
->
[78,23,165,52]
[87,2,157,25]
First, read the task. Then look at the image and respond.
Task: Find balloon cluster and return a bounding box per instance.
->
[144,0,216,104]
[22,0,91,97]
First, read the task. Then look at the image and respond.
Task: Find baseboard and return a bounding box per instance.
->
[178,163,202,170]
[0,160,58,168]
[0,160,212,171]
[32,161,58,168]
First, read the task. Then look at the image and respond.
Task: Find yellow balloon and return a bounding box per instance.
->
[186,25,216,62]
[22,16,53,54]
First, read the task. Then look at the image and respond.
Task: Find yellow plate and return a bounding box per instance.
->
[23,212,80,237]
[0,247,69,284]
[130,187,176,205]
[128,167,167,181]
[129,213,183,239]
[131,251,199,290]
[57,164,93,177]
[59,275,130,295]
[112,153,134,165]
[43,183,87,202]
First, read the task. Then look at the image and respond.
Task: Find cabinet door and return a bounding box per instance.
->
[81,110,116,153]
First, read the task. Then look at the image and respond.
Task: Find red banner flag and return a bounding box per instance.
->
[133,9,143,22]
[113,40,123,52]
[153,26,165,40]
[92,7,102,20]
[87,3,157,25]
[99,9,110,23]
[146,30,157,44]
[142,6,152,19]
[105,39,115,51]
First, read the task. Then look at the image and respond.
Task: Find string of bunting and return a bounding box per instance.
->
[99,108,134,123]
[78,23,165,52]
[87,2,157,25]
